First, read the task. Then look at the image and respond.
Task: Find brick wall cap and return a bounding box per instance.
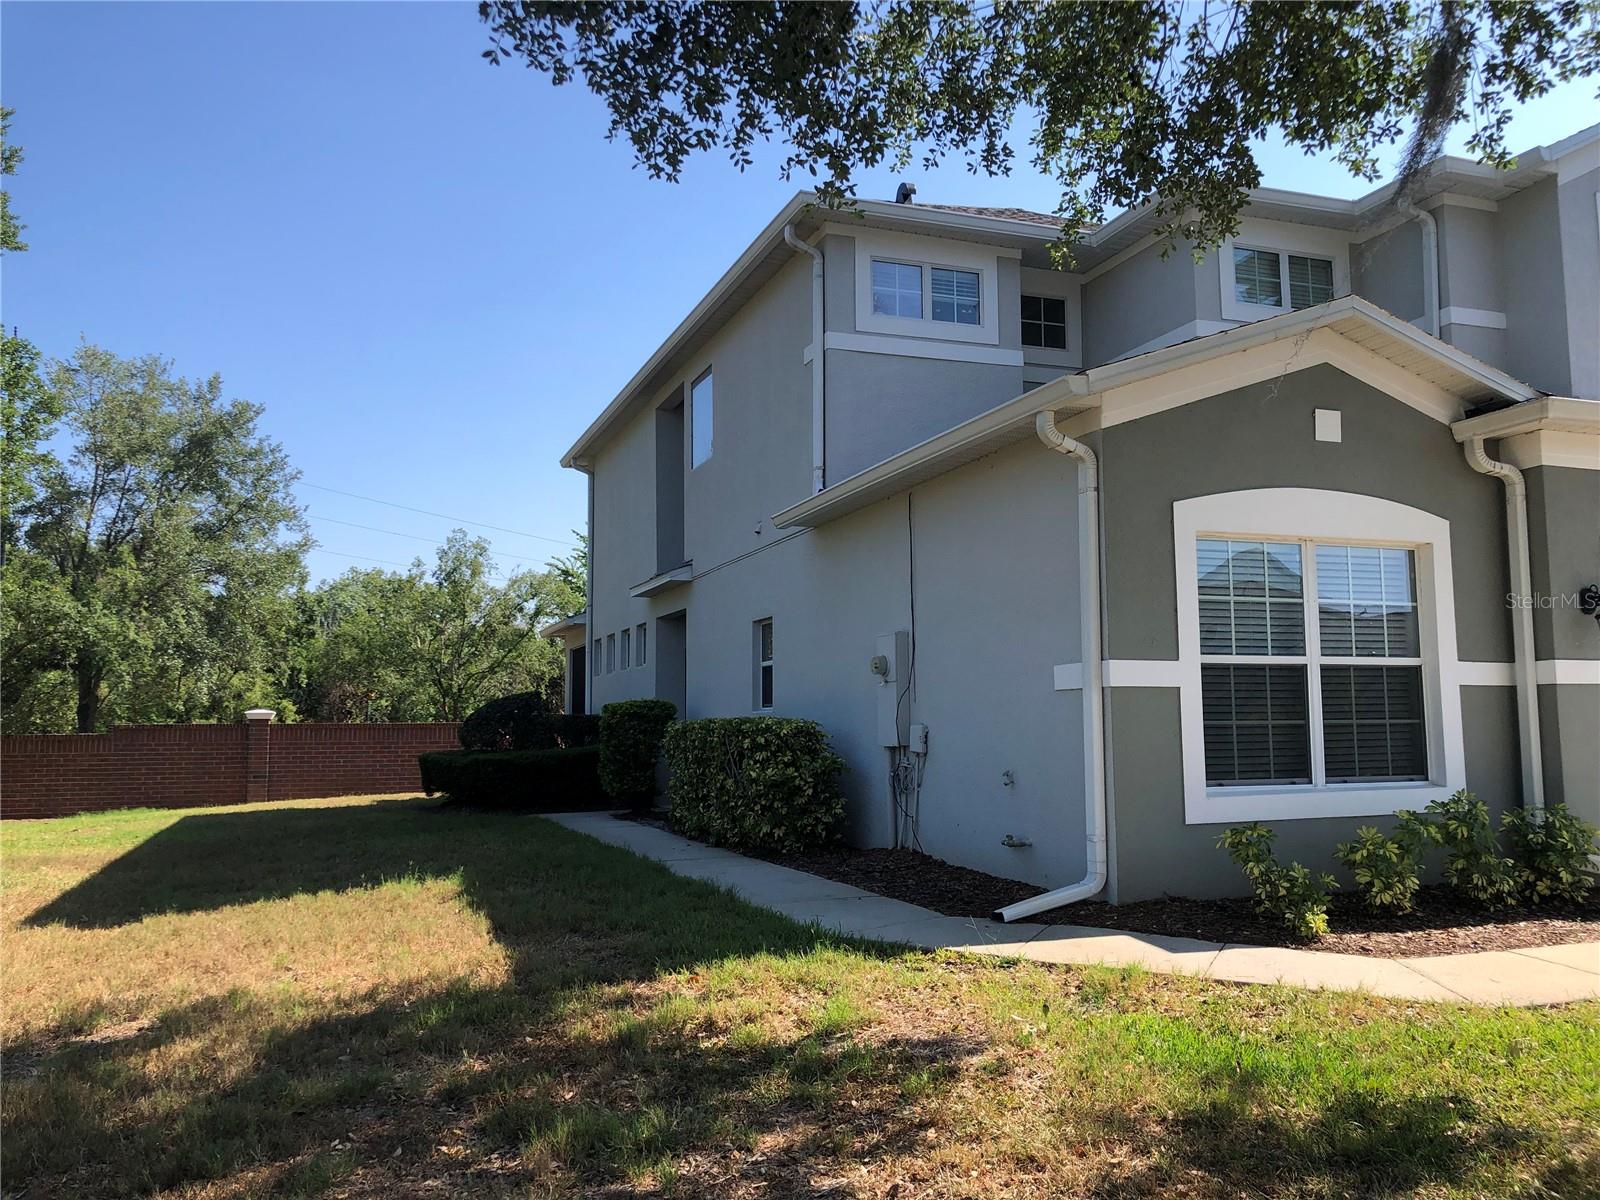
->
[243,709,277,722]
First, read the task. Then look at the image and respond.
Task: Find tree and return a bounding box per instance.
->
[1,331,63,555]
[10,345,309,732]
[1,106,25,253]
[545,530,588,614]
[295,533,571,722]
[479,1,1600,254]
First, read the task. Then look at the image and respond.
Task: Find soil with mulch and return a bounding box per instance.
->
[617,812,1599,959]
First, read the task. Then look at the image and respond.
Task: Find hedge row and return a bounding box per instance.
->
[665,717,844,852]
[418,746,607,810]
[457,692,600,751]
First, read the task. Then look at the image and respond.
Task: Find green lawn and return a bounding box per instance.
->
[2,795,1596,1199]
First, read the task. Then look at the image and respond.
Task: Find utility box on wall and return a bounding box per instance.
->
[873,630,911,748]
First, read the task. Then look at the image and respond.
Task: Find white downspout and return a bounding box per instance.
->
[1399,199,1440,338]
[784,225,826,494]
[997,411,1108,921]
[1463,435,1546,813]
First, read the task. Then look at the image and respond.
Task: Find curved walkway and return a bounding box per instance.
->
[548,812,1599,1007]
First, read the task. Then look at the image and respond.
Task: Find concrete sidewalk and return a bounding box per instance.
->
[546,812,1600,1007]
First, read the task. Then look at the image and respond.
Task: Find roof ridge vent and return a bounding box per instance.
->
[894,182,917,205]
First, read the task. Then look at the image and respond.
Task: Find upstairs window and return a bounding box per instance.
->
[1232,246,1335,311]
[930,267,980,325]
[620,627,631,670]
[635,622,647,666]
[1021,294,1068,349]
[605,633,616,674]
[691,369,713,468]
[871,260,923,318]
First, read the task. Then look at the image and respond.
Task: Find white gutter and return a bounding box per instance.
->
[784,224,826,493]
[1462,435,1545,813]
[1398,198,1441,338]
[997,411,1108,920]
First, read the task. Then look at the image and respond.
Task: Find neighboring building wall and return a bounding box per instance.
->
[1096,363,1520,901]
[1435,203,1510,369]
[0,721,459,820]
[1523,462,1600,827]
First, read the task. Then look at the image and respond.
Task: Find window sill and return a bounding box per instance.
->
[1185,781,1452,825]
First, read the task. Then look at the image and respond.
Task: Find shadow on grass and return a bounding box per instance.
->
[6,799,1576,1198]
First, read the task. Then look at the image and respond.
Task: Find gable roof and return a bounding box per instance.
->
[771,297,1540,530]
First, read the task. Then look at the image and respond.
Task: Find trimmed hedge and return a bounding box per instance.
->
[599,699,677,809]
[664,717,845,852]
[458,692,599,751]
[418,746,606,810]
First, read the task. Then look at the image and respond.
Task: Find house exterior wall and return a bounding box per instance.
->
[1096,363,1522,901]
[1557,164,1600,397]
[1350,221,1425,324]
[1081,239,1202,364]
[1524,463,1600,827]
[1499,177,1572,396]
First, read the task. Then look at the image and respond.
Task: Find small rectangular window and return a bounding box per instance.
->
[930,266,980,325]
[606,633,616,674]
[1288,255,1335,309]
[755,618,774,710]
[871,260,923,318]
[620,627,631,670]
[1233,247,1283,307]
[1020,294,1068,349]
[592,639,602,671]
[636,622,647,666]
[691,369,713,468]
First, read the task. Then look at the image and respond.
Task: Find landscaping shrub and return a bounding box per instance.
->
[458,692,599,751]
[1334,813,1433,913]
[1418,790,1521,908]
[1503,803,1598,905]
[599,700,677,809]
[1218,823,1337,939]
[664,717,845,852]
[418,747,605,810]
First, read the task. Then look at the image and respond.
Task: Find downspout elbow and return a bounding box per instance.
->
[784,224,826,494]
[1398,199,1440,339]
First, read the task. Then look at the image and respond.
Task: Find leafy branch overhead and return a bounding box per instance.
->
[479,0,1600,253]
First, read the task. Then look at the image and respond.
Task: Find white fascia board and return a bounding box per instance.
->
[1451,395,1600,442]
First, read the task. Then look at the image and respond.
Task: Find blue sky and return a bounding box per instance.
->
[4,2,1592,583]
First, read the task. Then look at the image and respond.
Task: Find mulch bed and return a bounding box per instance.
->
[617,812,1598,959]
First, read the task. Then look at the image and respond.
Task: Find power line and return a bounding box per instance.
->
[309,511,480,547]
[298,481,577,547]
[305,546,527,584]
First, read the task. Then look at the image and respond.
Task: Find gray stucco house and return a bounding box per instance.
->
[546,124,1600,912]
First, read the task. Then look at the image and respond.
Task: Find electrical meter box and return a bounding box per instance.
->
[874,631,911,747]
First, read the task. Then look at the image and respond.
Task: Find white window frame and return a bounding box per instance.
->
[852,229,1004,346]
[1218,220,1350,324]
[1174,488,1465,824]
[754,617,774,711]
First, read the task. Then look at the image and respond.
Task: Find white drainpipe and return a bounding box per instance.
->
[997,411,1108,921]
[1463,435,1546,813]
[784,225,827,494]
[1398,199,1440,338]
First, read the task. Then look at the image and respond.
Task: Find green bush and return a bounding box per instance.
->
[1334,814,1433,913]
[458,692,599,751]
[1419,790,1520,908]
[418,747,605,810]
[1218,823,1337,940]
[599,700,677,809]
[664,717,845,852]
[1503,803,1598,905]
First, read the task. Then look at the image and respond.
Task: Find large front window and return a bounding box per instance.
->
[1198,538,1427,788]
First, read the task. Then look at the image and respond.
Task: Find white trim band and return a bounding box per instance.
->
[1054,660,1186,690]
[1458,661,1516,687]
[1536,660,1600,686]
[823,331,1024,367]
[1439,306,1508,330]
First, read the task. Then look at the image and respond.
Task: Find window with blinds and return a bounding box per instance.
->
[1197,538,1427,788]
[1288,255,1335,309]
[1232,247,1335,311]
[931,267,981,325]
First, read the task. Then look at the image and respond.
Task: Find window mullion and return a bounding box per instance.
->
[1303,540,1327,788]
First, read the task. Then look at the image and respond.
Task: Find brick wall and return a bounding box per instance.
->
[0,718,460,820]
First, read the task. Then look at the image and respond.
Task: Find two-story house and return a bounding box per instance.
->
[546,124,1600,912]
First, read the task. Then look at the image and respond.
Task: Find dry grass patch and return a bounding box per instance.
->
[3,795,1597,1199]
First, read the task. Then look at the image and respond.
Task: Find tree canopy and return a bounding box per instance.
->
[479,0,1600,252]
